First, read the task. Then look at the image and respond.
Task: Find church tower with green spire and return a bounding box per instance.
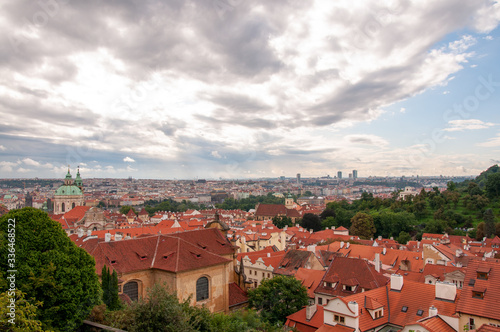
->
[53,166,84,214]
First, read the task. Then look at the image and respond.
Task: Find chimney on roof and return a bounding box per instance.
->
[340,241,345,249]
[429,306,438,317]
[305,304,317,320]
[348,301,359,316]
[378,236,382,241]
[382,247,387,255]
[310,229,313,234]
[115,233,123,241]
[105,233,111,242]
[307,244,317,252]
[87,230,92,237]
[435,281,456,302]
[284,225,288,231]
[346,242,350,249]
[77,228,84,238]
[390,274,403,291]
[267,253,271,257]
[456,249,463,257]
[374,253,381,273]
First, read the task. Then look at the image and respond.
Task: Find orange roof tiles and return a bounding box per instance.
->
[314,257,388,297]
[407,315,456,332]
[285,305,326,332]
[295,268,327,299]
[456,260,500,321]
[88,228,235,275]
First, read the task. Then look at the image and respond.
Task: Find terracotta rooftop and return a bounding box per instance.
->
[314,256,388,297]
[228,282,248,308]
[456,260,500,321]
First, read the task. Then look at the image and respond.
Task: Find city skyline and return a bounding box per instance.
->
[1,1,500,179]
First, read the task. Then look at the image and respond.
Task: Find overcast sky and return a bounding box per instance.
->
[1,0,500,179]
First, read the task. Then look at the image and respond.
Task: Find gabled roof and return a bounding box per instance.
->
[274,250,320,276]
[228,283,248,307]
[285,305,325,331]
[85,228,235,275]
[405,315,456,332]
[314,256,388,297]
[456,260,500,321]
[62,205,91,225]
[255,203,301,218]
[418,264,466,284]
[323,280,459,331]
[295,267,327,299]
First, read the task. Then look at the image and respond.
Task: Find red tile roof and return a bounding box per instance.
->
[274,250,321,276]
[85,228,235,275]
[323,279,460,331]
[314,257,388,297]
[475,324,500,332]
[285,305,325,332]
[295,268,327,299]
[456,260,500,321]
[228,282,248,307]
[406,315,456,332]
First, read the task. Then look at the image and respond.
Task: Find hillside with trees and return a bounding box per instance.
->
[317,165,500,242]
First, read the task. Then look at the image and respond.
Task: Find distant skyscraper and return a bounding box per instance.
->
[297,173,301,184]
[353,170,358,179]
[349,173,352,178]
[337,171,342,179]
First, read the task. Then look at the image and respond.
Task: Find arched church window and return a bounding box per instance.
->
[196,277,209,301]
[123,281,139,301]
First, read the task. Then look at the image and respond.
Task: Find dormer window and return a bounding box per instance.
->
[472,291,484,299]
[416,309,424,316]
[477,266,490,280]
[472,286,486,299]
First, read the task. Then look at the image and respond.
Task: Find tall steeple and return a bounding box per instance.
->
[64,166,73,185]
[75,166,83,190]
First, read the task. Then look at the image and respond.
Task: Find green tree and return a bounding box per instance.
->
[485,172,500,198]
[397,231,411,245]
[349,212,376,239]
[128,283,196,332]
[120,205,136,215]
[476,222,485,240]
[102,266,110,309]
[248,275,308,325]
[0,291,46,332]
[467,182,483,196]
[447,181,456,191]
[299,213,322,232]
[272,216,293,229]
[484,209,497,239]
[0,208,101,331]
[101,266,121,311]
[321,216,337,230]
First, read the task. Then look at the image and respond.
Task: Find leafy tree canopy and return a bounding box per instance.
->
[272,216,293,229]
[0,208,101,331]
[299,213,322,232]
[349,212,376,240]
[248,275,308,325]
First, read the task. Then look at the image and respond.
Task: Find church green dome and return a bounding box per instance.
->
[55,185,83,196]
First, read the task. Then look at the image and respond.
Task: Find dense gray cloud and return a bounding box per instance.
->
[0,0,498,178]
